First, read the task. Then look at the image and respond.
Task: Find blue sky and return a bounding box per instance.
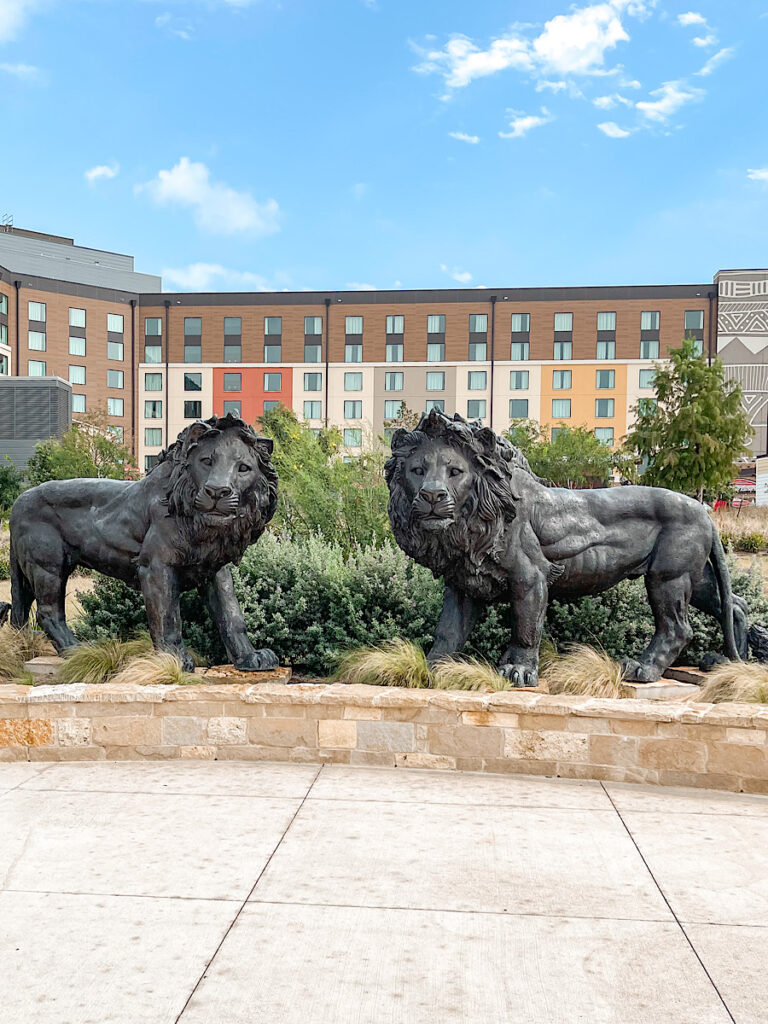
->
[0,0,766,291]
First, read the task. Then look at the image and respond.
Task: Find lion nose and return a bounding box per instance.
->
[204,484,233,500]
[419,486,448,505]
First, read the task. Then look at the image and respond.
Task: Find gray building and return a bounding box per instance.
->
[0,376,72,469]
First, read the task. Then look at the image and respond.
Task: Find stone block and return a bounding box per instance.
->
[462,711,519,728]
[349,750,397,767]
[162,717,207,746]
[180,745,217,759]
[207,717,248,745]
[0,718,55,747]
[395,752,456,770]
[610,719,659,737]
[153,701,223,718]
[246,718,317,748]
[621,680,700,700]
[56,718,91,747]
[636,738,707,773]
[24,655,64,680]
[199,665,293,685]
[29,745,106,761]
[483,757,558,776]
[706,742,768,779]
[589,734,639,768]
[317,720,356,749]
[504,729,589,763]
[725,728,766,746]
[105,745,179,760]
[264,705,306,718]
[90,717,163,747]
[427,725,503,759]
[356,721,415,753]
[517,714,569,731]
[0,746,28,761]
[342,707,381,721]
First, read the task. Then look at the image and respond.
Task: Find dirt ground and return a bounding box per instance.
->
[0,576,96,621]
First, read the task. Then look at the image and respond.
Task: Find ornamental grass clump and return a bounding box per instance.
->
[0,624,53,680]
[698,662,768,704]
[431,657,514,692]
[334,639,431,688]
[109,651,199,687]
[543,643,625,699]
[56,635,153,685]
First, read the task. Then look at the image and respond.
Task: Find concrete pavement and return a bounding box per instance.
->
[1,761,766,1023]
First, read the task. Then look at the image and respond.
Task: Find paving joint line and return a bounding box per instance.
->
[173,762,325,1024]
[600,781,737,1024]
[0,763,56,796]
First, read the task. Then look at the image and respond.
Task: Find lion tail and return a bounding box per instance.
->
[710,528,741,662]
[9,542,34,631]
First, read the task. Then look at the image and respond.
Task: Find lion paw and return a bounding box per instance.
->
[620,658,663,683]
[499,663,538,687]
[235,648,279,673]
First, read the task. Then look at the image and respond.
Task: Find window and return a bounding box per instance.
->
[552,399,571,418]
[224,342,242,363]
[260,316,280,337]
[143,343,160,363]
[305,316,322,335]
[28,301,46,322]
[28,360,46,376]
[640,340,659,359]
[184,400,202,418]
[638,398,657,415]
[596,369,615,389]
[304,372,322,391]
[427,342,445,362]
[71,394,86,414]
[468,371,487,390]
[467,399,486,419]
[345,316,363,335]
[554,341,572,360]
[344,400,362,418]
[145,373,162,391]
[145,428,162,447]
[107,313,124,334]
[469,314,487,333]
[264,342,282,363]
[0,325,5,345]
[511,341,529,361]
[223,373,241,392]
[554,312,572,332]
[344,372,362,391]
[184,317,202,336]
[109,426,124,442]
[0,354,7,375]
[107,397,124,417]
[691,338,704,356]
[345,343,362,362]
[69,308,86,328]
[641,311,660,331]
[469,341,487,361]
[68,365,85,385]
[595,427,614,445]
[263,401,280,413]
[185,342,202,363]
[510,370,529,390]
[304,401,322,419]
[183,373,202,392]
[145,455,159,473]
[685,310,704,331]
[596,340,615,359]
[344,428,362,447]
[223,401,241,417]
[426,371,445,391]
[145,400,162,418]
[509,399,529,418]
[386,342,403,362]
[511,313,530,333]
[304,341,322,362]
[385,372,403,391]
[639,368,655,389]
[384,400,403,419]
[425,400,445,413]
[553,370,571,390]
[107,369,123,389]
[68,337,86,356]
[595,399,614,418]
[597,312,616,331]
[145,317,162,336]
[264,372,282,392]
[386,315,404,334]
[28,331,46,351]
[427,314,445,334]
[0,293,6,314]
[224,317,241,336]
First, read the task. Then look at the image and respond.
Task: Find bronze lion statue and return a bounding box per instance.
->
[385,409,746,686]
[0,413,279,672]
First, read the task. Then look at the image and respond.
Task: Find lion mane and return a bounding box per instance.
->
[385,410,540,600]
[151,413,278,567]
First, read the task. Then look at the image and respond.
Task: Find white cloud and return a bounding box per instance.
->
[677,11,706,26]
[535,79,568,92]
[139,157,280,236]
[696,47,734,76]
[636,80,703,122]
[162,263,273,291]
[0,0,48,43]
[0,61,40,80]
[345,282,377,290]
[747,168,768,182]
[692,33,716,47]
[531,2,631,76]
[413,34,533,95]
[155,12,193,41]
[85,163,119,184]
[440,264,472,283]
[499,108,552,139]
[593,92,632,108]
[448,131,480,143]
[597,120,631,137]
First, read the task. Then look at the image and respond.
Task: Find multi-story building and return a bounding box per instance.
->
[1,225,724,473]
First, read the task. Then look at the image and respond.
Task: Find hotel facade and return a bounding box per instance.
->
[0,227,741,472]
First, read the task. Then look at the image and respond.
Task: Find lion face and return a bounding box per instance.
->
[187,429,273,528]
[397,439,474,532]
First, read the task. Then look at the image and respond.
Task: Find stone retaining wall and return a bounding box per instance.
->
[1,681,767,792]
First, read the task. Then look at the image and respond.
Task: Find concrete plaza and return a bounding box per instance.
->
[1,761,766,1023]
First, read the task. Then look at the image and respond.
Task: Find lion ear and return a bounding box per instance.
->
[257,437,274,456]
[476,427,497,455]
[391,428,409,451]
[183,421,210,446]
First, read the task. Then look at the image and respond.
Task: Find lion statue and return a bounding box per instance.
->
[0,413,279,673]
[385,409,746,686]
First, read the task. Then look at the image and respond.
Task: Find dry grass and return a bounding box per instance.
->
[543,643,626,699]
[431,657,514,692]
[56,635,153,685]
[334,639,431,688]
[109,651,199,687]
[698,661,768,704]
[0,624,54,681]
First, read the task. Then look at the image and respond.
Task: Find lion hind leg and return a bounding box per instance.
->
[691,567,749,659]
[30,565,77,653]
[623,574,693,683]
[9,543,34,630]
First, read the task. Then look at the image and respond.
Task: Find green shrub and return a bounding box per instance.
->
[0,542,9,581]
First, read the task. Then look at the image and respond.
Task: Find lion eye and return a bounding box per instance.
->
[200,457,213,467]
[238,464,252,473]
[449,467,463,477]
[412,467,425,476]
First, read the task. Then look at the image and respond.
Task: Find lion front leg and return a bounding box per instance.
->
[206,566,278,672]
[427,586,481,667]
[137,561,194,672]
[500,571,548,687]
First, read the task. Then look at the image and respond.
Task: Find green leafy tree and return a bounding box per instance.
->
[624,338,752,501]
[0,456,25,512]
[505,420,622,487]
[26,407,134,487]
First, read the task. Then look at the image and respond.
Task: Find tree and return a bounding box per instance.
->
[381,404,421,438]
[26,406,134,487]
[624,338,752,502]
[0,456,24,512]
[505,420,623,487]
